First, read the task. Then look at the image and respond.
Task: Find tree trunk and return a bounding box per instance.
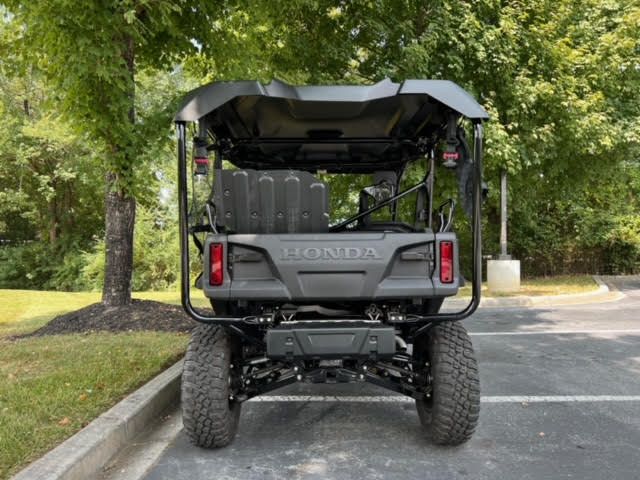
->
[102,34,136,307]
[102,176,135,307]
[48,179,59,243]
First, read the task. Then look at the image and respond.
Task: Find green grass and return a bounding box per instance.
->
[456,275,598,297]
[0,290,191,479]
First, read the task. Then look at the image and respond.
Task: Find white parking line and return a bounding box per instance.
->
[249,395,640,403]
[250,395,414,403]
[482,395,640,403]
[469,329,640,336]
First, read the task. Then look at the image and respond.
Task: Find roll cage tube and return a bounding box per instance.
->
[176,121,484,332]
[411,122,483,337]
[177,122,264,346]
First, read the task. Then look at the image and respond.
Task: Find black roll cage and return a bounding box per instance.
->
[176,122,484,339]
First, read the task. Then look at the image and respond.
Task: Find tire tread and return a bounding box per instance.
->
[416,321,480,445]
[181,325,240,448]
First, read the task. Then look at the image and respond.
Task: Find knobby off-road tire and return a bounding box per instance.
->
[415,321,480,446]
[182,325,241,448]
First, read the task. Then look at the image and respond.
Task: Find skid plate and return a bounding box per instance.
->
[266,326,396,360]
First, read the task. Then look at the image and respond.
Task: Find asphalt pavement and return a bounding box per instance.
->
[108,276,640,480]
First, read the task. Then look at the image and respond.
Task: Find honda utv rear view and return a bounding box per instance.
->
[174,78,487,447]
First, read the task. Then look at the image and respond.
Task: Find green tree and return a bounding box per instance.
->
[2,0,639,291]
[0,33,109,290]
[2,0,241,305]
[251,0,640,274]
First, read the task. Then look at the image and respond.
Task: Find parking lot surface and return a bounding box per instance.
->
[135,277,640,480]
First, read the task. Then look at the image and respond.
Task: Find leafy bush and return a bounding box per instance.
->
[48,246,92,290]
[78,240,105,291]
[80,204,180,292]
[0,204,182,292]
[131,205,180,291]
[0,243,52,289]
[503,163,640,277]
[604,215,640,274]
[0,242,91,290]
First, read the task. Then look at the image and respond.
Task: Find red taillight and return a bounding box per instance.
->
[209,243,224,286]
[439,241,454,284]
[194,157,209,176]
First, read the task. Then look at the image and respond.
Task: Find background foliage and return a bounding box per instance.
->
[1,0,639,290]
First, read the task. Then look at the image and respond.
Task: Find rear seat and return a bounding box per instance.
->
[212,169,330,233]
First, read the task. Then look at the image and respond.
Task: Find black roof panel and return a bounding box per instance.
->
[175,78,488,123]
[174,79,488,172]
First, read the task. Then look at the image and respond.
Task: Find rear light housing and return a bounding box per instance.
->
[439,241,454,283]
[209,243,224,286]
[194,157,209,176]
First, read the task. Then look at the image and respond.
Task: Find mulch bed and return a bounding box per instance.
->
[23,300,203,337]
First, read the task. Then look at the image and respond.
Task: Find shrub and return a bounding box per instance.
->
[0,243,51,289]
[79,204,180,291]
[604,215,640,274]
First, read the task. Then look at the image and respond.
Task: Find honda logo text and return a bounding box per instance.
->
[281,247,382,261]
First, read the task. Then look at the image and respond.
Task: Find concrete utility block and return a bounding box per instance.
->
[487,259,521,293]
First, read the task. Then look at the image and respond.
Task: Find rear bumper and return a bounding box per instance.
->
[266,324,396,360]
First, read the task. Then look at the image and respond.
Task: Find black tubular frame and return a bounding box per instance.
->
[234,137,415,145]
[176,121,483,334]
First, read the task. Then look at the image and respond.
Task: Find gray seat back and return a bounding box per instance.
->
[212,169,329,233]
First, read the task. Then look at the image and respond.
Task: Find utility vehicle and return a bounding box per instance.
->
[174,78,487,447]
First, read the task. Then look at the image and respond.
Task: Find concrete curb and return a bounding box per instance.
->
[444,275,624,309]
[12,360,184,480]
